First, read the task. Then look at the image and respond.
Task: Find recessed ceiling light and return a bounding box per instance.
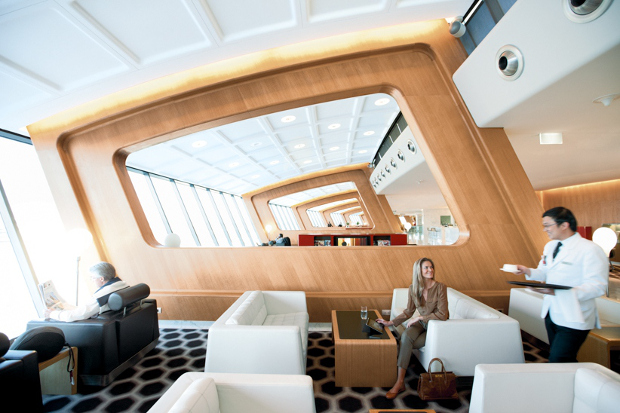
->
[374,98,390,106]
[294,143,305,149]
[363,131,375,136]
[539,132,563,145]
[328,123,341,130]
[192,140,207,148]
[250,142,262,147]
[229,162,239,167]
[269,160,280,165]
[303,160,312,164]
[281,115,296,123]
[329,146,340,151]
[359,150,368,154]
[251,174,260,179]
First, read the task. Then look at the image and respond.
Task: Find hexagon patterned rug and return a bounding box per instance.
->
[42,329,548,412]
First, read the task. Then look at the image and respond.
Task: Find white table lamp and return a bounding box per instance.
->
[593,227,617,258]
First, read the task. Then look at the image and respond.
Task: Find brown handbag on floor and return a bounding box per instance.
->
[417,358,458,400]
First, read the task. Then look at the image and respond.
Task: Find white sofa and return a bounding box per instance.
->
[508,288,620,344]
[390,287,524,376]
[470,363,620,413]
[148,372,316,413]
[205,291,309,375]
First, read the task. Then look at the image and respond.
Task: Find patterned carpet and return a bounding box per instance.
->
[42,328,549,412]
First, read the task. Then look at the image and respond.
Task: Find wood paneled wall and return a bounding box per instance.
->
[294,189,367,230]
[243,165,401,244]
[539,179,620,228]
[27,20,548,321]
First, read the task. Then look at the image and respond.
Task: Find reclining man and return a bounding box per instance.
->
[45,262,129,322]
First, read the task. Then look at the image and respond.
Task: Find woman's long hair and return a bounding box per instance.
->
[412,257,435,306]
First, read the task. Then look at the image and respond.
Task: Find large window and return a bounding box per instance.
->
[269,203,300,231]
[0,136,74,338]
[128,168,261,247]
[307,209,326,227]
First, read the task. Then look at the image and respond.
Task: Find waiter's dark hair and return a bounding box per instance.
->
[543,207,577,232]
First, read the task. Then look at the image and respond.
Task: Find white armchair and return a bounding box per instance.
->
[470,363,620,413]
[148,372,316,413]
[509,288,620,344]
[391,287,524,376]
[205,291,309,375]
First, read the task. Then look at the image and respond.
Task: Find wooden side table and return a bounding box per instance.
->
[577,327,620,370]
[332,309,397,387]
[39,346,78,395]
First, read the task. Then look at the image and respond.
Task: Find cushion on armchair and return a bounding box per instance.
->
[108,283,150,311]
[9,326,65,363]
[169,377,220,413]
[225,291,267,325]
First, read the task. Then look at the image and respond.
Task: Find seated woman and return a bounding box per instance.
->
[376,257,449,399]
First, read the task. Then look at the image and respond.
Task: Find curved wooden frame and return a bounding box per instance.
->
[29,20,547,321]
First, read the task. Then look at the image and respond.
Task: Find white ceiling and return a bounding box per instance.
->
[2,0,619,215]
[127,93,399,200]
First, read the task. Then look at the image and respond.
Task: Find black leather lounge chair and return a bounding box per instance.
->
[27,283,159,387]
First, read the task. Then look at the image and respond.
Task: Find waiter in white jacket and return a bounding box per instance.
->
[515,207,608,362]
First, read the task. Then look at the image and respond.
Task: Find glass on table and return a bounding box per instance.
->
[361,306,368,320]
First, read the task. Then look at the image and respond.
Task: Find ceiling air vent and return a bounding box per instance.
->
[496,45,524,81]
[407,140,416,153]
[564,0,612,22]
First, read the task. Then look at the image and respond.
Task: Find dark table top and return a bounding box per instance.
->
[334,310,391,340]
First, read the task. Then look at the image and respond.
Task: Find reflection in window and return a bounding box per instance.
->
[269,203,300,231]
[128,171,168,242]
[225,193,252,246]
[235,196,261,246]
[177,182,216,247]
[307,210,326,227]
[331,212,345,226]
[212,191,243,246]
[151,176,196,247]
[196,188,228,246]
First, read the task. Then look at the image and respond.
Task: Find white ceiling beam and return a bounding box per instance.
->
[257,117,303,174]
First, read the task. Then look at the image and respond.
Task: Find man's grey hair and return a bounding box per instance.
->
[89,262,116,282]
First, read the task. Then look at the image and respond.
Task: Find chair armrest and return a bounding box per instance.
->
[470,363,582,413]
[148,372,316,413]
[421,318,524,376]
[205,325,304,375]
[263,291,307,314]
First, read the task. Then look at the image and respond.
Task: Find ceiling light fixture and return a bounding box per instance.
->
[303,160,312,164]
[192,140,207,148]
[329,146,340,151]
[593,93,620,107]
[374,98,390,106]
[251,142,262,147]
[363,131,375,136]
[358,150,368,154]
[229,162,239,167]
[294,143,306,149]
[328,123,341,130]
[269,160,280,165]
[539,132,563,145]
[251,174,260,179]
[281,115,296,123]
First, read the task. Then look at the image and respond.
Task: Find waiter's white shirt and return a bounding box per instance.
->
[527,232,608,330]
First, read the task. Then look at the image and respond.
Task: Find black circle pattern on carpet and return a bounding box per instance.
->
[42,328,548,412]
